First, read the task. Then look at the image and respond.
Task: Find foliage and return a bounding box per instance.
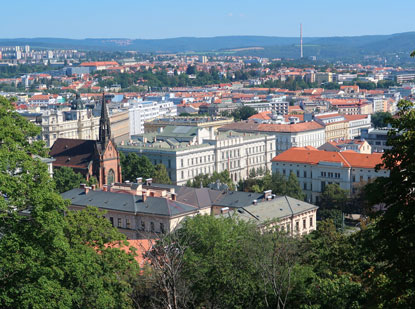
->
[319,183,348,211]
[0,96,140,308]
[53,166,85,193]
[120,152,155,182]
[176,215,298,308]
[363,99,415,307]
[153,163,172,184]
[231,105,257,121]
[238,171,305,200]
[371,111,392,128]
[186,170,235,190]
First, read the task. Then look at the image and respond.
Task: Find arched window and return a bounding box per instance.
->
[107,169,115,185]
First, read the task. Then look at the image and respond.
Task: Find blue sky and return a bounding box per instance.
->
[1,0,414,39]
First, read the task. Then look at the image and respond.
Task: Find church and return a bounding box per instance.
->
[50,94,122,188]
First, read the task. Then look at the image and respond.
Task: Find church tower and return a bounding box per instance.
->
[99,92,111,149]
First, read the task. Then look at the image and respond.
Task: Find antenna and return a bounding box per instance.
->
[300,23,303,58]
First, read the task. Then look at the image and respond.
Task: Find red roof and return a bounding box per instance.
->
[80,61,119,67]
[272,147,383,169]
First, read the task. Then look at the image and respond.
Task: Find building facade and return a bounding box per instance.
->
[120,128,276,185]
[271,147,389,203]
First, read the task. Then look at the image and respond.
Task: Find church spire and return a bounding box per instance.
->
[99,92,111,147]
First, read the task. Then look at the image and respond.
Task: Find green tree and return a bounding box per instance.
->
[53,166,85,193]
[121,152,155,181]
[285,172,305,200]
[371,111,392,128]
[231,105,257,121]
[364,99,415,307]
[319,183,348,210]
[0,96,140,308]
[153,163,172,184]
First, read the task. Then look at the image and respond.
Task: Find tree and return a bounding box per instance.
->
[231,105,257,121]
[0,96,140,308]
[121,152,155,181]
[53,166,85,193]
[153,164,172,184]
[371,111,392,128]
[285,172,305,200]
[319,183,348,211]
[364,99,415,307]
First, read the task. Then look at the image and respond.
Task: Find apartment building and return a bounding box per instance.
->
[344,114,371,139]
[219,121,326,153]
[315,112,349,142]
[120,127,276,185]
[129,100,177,135]
[271,147,389,203]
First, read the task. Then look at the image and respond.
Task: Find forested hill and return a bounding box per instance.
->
[0,32,414,61]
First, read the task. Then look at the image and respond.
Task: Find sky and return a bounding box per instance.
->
[1,0,414,39]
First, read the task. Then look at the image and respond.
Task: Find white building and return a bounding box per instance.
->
[120,127,276,185]
[219,121,326,153]
[129,100,177,135]
[41,108,99,147]
[272,147,389,203]
[344,114,371,139]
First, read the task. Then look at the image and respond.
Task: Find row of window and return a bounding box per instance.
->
[109,217,165,233]
[280,217,314,233]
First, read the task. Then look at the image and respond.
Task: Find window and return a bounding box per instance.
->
[109,217,114,227]
[295,221,300,231]
[303,182,307,190]
[304,171,307,178]
[160,223,165,233]
[296,170,299,177]
[150,222,155,232]
[309,217,313,227]
[303,219,306,229]
[181,159,184,167]
[321,181,326,192]
[282,169,286,175]
[141,221,145,231]
[117,218,122,228]
[126,219,131,229]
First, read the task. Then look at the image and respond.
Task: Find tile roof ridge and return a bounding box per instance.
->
[285,196,294,217]
[337,151,351,167]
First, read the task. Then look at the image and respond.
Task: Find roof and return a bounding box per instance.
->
[272,147,383,169]
[221,196,318,223]
[80,61,119,67]
[219,121,324,133]
[50,138,98,169]
[62,188,199,217]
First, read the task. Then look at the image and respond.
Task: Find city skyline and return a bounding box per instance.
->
[1,0,414,39]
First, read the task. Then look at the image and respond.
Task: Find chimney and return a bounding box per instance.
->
[142,192,147,202]
[145,178,152,186]
[91,184,96,191]
[150,191,155,197]
[102,185,107,192]
[171,193,176,201]
[253,199,257,205]
[221,207,229,214]
[136,177,142,184]
[263,190,272,200]
[84,186,91,194]
[80,183,86,189]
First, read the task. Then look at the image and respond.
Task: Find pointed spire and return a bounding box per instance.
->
[99,92,111,148]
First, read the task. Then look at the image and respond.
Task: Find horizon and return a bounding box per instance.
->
[1,31,414,41]
[1,0,414,39]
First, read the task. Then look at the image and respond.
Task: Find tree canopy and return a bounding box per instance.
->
[0,96,140,308]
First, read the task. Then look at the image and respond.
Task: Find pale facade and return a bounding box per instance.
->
[129,100,177,135]
[272,148,389,203]
[120,132,276,185]
[42,109,99,147]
